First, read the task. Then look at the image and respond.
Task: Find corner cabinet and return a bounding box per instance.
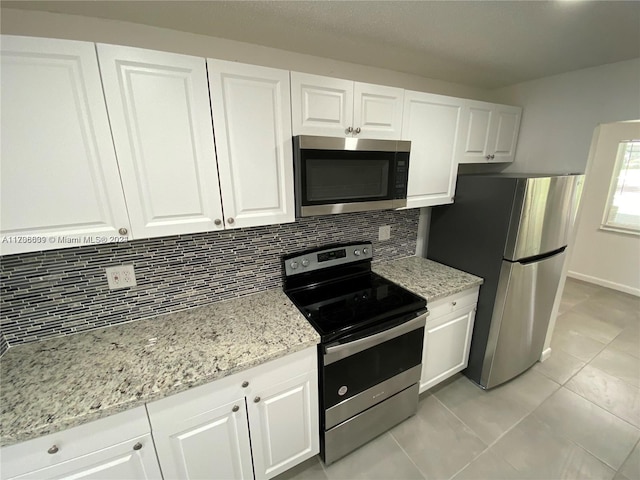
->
[290,72,404,139]
[0,407,162,480]
[146,346,319,480]
[0,35,132,255]
[401,91,464,208]
[97,44,225,238]
[208,60,295,229]
[420,287,479,393]
[457,100,521,164]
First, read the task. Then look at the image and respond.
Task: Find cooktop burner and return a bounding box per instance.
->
[282,243,426,343]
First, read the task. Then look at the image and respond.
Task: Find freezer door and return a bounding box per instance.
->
[504,175,582,261]
[481,249,566,389]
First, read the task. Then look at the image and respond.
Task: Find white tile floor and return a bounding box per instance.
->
[276,278,640,480]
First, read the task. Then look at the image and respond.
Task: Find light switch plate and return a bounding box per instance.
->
[379,225,391,241]
[106,265,137,290]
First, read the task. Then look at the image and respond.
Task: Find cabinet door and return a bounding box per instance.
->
[420,304,476,393]
[353,82,404,140]
[208,60,295,229]
[98,44,224,238]
[0,35,131,255]
[147,380,253,480]
[290,72,353,137]
[247,370,319,480]
[8,434,161,480]
[401,91,463,208]
[489,105,521,163]
[458,101,494,163]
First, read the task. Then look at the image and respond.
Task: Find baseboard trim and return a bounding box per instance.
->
[540,348,552,362]
[567,271,640,297]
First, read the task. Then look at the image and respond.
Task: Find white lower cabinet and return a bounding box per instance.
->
[420,287,479,393]
[146,346,319,480]
[0,407,162,480]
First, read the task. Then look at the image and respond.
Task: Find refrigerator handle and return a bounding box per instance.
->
[518,246,567,265]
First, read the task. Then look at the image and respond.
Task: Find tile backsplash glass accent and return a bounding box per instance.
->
[1,210,419,346]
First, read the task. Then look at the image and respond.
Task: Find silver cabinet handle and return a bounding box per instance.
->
[346,126,353,134]
[118,227,128,235]
[214,219,222,226]
[485,154,492,160]
[227,218,235,225]
[242,381,249,388]
[490,154,495,159]
[254,396,261,403]
[354,127,361,135]
[133,442,142,451]
[48,445,59,454]
[232,405,239,412]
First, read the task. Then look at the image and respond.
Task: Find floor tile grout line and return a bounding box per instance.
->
[616,437,640,476]
[387,431,429,480]
[530,388,640,473]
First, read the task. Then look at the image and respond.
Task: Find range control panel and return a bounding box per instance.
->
[284,242,373,277]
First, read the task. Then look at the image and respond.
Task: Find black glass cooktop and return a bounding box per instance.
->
[286,272,426,343]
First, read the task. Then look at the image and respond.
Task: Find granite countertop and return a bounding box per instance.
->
[0,288,319,447]
[0,256,482,448]
[373,256,483,301]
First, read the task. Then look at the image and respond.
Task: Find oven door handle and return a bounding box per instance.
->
[324,311,428,366]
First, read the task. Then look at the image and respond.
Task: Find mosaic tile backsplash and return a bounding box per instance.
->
[1,210,419,347]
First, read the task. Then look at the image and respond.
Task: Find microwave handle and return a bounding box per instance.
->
[324,311,427,366]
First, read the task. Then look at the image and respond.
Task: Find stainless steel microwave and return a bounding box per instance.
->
[293,135,410,217]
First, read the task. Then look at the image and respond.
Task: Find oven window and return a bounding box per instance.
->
[323,327,423,410]
[305,158,390,202]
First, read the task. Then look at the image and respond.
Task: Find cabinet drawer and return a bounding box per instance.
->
[1,406,151,479]
[427,287,479,321]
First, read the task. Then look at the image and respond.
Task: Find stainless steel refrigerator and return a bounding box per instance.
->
[428,174,584,389]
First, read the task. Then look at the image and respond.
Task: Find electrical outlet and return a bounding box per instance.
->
[106,265,137,290]
[379,225,391,241]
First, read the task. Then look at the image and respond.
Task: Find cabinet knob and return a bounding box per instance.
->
[242,381,249,388]
[485,154,491,160]
[452,301,457,306]
[118,227,128,235]
[227,218,235,225]
[48,445,59,455]
[133,442,142,451]
[254,396,261,403]
[214,219,222,226]
[346,126,353,134]
[232,405,240,412]
[490,154,495,159]
[354,127,361,135]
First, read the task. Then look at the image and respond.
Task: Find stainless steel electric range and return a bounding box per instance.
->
[282,242,427,465]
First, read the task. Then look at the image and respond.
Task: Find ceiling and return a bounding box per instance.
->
[3,0,640,89]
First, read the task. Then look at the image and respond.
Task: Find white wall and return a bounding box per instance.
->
[569,122,640,296]
[492,58,640,175]
[0,7,490,101]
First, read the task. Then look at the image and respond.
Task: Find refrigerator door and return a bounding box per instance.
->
[481,249,566,389]
[504,175,582,261]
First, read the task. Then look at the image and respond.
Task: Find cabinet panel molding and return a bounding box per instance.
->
[0,35,131,255]
[98,44,224,239]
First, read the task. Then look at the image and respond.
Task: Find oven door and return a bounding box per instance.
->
[321,310,426,430]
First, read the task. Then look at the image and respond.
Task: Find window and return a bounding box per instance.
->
[602,140,640,234]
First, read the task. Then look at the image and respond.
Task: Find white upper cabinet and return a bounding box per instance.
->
[0,35,131,255]
[401,91,464,208]
[97,44,225,238]
[458,100,521,163]
[290,73,353,137]
[291,72,404,139]
[208,60,295,229]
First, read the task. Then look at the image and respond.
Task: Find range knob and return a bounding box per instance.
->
[290,261,299,270]
[301,258,310,267]
[354,249,361,256]
[363,247,369,255]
